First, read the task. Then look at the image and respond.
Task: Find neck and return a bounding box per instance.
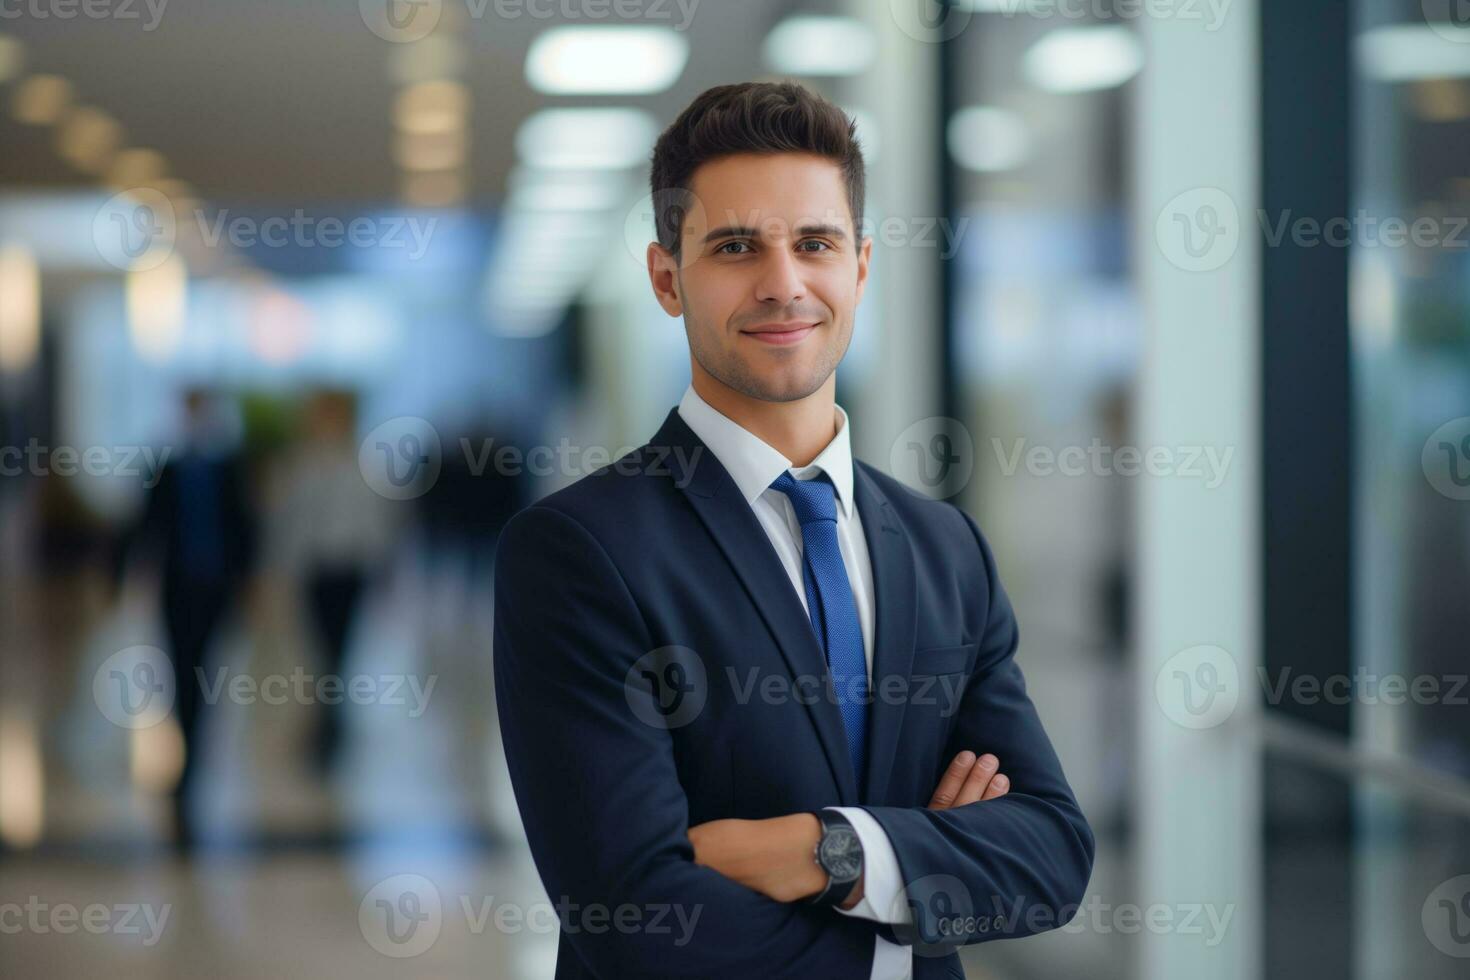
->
[691,363,838,467]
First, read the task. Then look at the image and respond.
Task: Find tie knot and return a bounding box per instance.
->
[770,470,837,526]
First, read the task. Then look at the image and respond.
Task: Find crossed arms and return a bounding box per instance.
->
[492,503,1095,979]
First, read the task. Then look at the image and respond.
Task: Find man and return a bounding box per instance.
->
[119,388,257,849]
[493,81,1093,979]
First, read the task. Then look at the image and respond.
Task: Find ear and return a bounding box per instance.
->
[853,234,873,307]
[647,242,683,317]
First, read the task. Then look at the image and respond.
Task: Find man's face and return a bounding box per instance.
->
[647,153,871,403]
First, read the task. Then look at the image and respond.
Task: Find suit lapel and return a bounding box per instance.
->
[852,462,918,805]
[652,408,860,804]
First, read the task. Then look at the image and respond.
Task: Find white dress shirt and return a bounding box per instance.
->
[677,384,915,980]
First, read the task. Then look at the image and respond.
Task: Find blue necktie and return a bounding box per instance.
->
[770,471,868,792]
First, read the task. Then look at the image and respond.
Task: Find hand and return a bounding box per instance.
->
[928,751,1010,810]
[687,814,829,904]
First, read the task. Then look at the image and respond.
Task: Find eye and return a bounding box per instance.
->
[716,240,752,254]
[797,239,832,252]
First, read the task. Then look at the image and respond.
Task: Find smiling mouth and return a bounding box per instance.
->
[740,323,818,346]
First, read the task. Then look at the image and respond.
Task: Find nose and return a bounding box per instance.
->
[753,246,805,306]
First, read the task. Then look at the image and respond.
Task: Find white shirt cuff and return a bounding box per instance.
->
[825,806,913,925]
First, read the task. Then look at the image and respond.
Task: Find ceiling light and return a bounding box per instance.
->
[763,16,876,76]
[1359,24,1470,82]
[0,35,23,84]
[56,106,121,174]
[526,26,688,94]
[107,148,167,190]
[948,106,1030,172]
[394,80,470,135]
[395,128,466,171]
[515,108,657,171]
[12,74,72,125]
[1023,26,1144,93]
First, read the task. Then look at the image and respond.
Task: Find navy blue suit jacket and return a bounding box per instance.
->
[493,407,1094,979]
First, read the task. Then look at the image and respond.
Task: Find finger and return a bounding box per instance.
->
[953,753,1000,807]
[928,751,977,809]
[981,771,1010,801]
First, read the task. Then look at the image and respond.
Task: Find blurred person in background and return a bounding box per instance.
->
[276,389,398,775]
[115,387,259,849]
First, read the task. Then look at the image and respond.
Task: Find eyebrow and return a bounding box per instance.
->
[700,222,849,244]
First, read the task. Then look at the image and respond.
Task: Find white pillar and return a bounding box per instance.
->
[1133,4,1262,979]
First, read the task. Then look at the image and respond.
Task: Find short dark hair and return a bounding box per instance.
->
[648,81,866,256]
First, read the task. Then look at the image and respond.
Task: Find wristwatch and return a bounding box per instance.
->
[807,809,864,907]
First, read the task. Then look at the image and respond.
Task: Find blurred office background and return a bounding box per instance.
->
[1,0,1468,977]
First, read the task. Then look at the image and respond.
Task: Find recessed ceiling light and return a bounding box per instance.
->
[526,26,689,94]
[12,74,73,125]
[515,108,658,171]
[1023,26,1144,93]
[948,106,1030,172]
[1359,24,1470,82]
[394,80,469,135]
[763,16,876,76]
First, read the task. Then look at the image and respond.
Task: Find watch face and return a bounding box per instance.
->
[818,826,863,882]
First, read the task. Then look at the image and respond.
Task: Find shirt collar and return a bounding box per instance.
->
[677,383,856,519]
